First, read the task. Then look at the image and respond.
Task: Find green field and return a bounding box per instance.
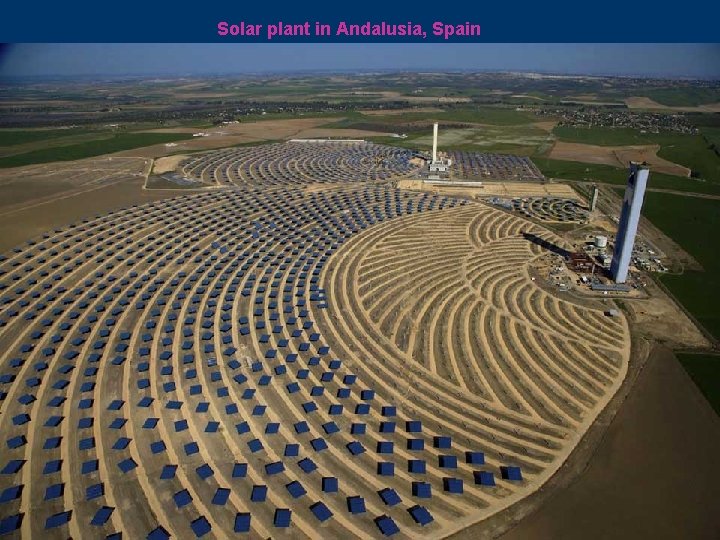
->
[654,134,720,181]
[0,128,96,147]
[676,353,720,415]
[553,126,720,181]
[535,157,720,196]
[641,193,720,411]
[644,88,720,107]
[553,126,656,146]
[234,110,348,123]
[330,107,537,128]
[0,132,194,168]
[641,193,720,340]
[688,113,720,128]
[702,127,720,149]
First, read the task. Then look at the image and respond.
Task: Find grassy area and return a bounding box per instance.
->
[553,126,657,146]
[641,193,720,340]
[676,353,720,415]
[0,128,96,147]
[534,157,720,196]
[233,110,348,123]
[0,132,193,168]
[702,127,720,148]
[330,107,536,128]
[644,88,720,107]
[552,126,720,181]
[688,113,720,128]
[654,134,720,181]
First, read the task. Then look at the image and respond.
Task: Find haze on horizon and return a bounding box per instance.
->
[1,43,719,80]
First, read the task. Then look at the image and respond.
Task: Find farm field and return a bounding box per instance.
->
[328,107,538,129]
[535,158,720,196]
[702,126,720,148]
[640,192,720,341]
[677,353,720,415]
[549,141,690,177]
[642,88,720,107]
[0,132,194,168]
[552,126,720,181]
[0,128,98,147]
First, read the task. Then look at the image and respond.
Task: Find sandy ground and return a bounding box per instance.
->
[0,157,150,214]
[550,141,690,177]
[152,154,187,174]
[623,278,710,349]
[319,197,632,537]
[0,174,183,251]
[625,96,720,112]
[397,179,581,199]
[495,347,720,540]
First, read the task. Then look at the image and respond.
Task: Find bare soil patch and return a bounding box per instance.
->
[623,279,711,349]
[0,176,181,251]
[532,120,557,132]
[625,96,720,113]
[550,141,690,177]
[152,154,188,174]
[397,179,581,199]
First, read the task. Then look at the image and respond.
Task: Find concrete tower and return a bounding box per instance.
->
[610,162,650,283]
[590,185,599,211]
[428,123,450,175]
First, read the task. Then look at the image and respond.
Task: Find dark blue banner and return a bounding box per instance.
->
[1,0,719,42]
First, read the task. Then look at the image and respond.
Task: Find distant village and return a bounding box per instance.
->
[535,107,698,134]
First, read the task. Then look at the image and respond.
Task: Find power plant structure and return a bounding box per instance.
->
[590,184,599,211]
[610,162,650,283]
[428,123,452,176]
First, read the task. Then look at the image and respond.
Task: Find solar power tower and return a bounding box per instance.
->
[610,162,650,283]
[590,185,599,211]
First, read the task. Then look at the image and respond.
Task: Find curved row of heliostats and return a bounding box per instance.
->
[0,142,629,539]
[181,142,421,186]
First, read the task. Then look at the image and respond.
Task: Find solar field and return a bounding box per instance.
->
[510,197,590,223]
[0,142,630,539]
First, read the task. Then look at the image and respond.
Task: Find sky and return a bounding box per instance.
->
[1,43,719,79]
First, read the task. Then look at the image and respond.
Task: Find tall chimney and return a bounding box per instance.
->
[432,123,438,163]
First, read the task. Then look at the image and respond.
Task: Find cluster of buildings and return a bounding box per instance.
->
[532,164,662,295]
[537,108,698,134]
